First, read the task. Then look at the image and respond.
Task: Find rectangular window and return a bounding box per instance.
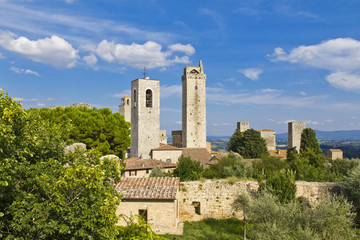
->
[146,169,149,174]
[129,170,137,176]
[192,201,201,215]
[138,209,148,222]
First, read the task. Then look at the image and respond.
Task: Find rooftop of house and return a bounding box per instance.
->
[123,158,176,171]
[116,177,180,200]
[328,149,343,152]
[152,144,182,151]
[182,148,213,168]
[258,129,275,132]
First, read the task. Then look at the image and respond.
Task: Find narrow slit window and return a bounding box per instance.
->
[138,209,148,222]
[195,86,198,90]
[192,201,201,215]
[146,89,152,108]
[133,89,137,108]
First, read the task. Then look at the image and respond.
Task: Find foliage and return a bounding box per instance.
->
[27,106,131,158]
[173,156,203,181]
[260,169,296,203]
[238,191,356,240]
[117,214,167,240]
[342,165,360,224]
[161,218,246,240]
[300,128,325,167]
[1,89,162,239]
[252,155,289,180]
[227,129,268,158]
[149,167,172,178]
[203,152,253,179]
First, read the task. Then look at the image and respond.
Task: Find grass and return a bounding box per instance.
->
[160,218,250,240]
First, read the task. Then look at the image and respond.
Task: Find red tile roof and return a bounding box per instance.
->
[116,177,180,200]
[152,144,181,151]
[182,148,213,168]
[124,158,176,170]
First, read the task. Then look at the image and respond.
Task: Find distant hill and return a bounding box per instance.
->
[276,130,360,141]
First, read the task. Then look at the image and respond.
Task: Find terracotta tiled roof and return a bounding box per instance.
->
[152,144,181,151]
[329,149,343,152]
[258,129,275,132]
[124,158,176,170]
[181,148,212,168]
[116,177,179,200]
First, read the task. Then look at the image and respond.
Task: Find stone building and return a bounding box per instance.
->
[130,77,160,159]
[327,149,343,160]
[237,121,249,132]
[116,177,182,234]
[123,158,176,177]
[151,144,183,163]
[259,129,276,150]
[159,129,167,145]
[182,60,207,148]
[172,130,183,148]
[118,95,131,123]
[288,121,306,152]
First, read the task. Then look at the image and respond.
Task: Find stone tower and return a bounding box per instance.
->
[182,60,206,148]
[130,78,160,159]
[237,121,249,132]
[288,121,306,152]
[118,95,131,123]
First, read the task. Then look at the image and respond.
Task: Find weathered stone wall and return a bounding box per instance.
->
[182,61,206,148]
[159,129,167,145]
[116,199,182,235]
[179,180,340,222]
[152,149,183,163]
[237,121,249,132]
[288,121,306,152]
[259,130,276,150]
[130,78,160,159]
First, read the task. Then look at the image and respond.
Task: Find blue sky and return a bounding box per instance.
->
[1,0,360,136]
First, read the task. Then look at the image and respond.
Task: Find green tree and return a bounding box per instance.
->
[260,169,296,203]
[228,129,268,159]
[300,128,325,167]
[173,155,203,181]
[27,106,131,158]
[342,165,360,224]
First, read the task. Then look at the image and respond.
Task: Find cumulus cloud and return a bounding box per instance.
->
[270,38,360,91]
[83,53,97,66]
[94,40,194,69]
[168,43,195,55]
[9,66,40,77]
[326,72,360,91]
[0,31,79,68]
[239,68,263,80]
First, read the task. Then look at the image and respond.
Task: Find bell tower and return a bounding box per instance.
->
[182,60,207,148]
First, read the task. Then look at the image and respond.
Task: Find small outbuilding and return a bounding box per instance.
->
[327,149,343,160]
[115,177,182,234]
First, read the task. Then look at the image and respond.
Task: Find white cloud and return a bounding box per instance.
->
[64,0,74,3]
[0,31,79,68]
[112,90,131,98]
[9,66,40,77]
[299,91,306,96]
[175,121,182,125]
[160,85,182,98]
[83,53,97,66]
[94,40,193,69]
[239,68,263,80]
[270,38,360,91]
[271,38,360,72]
[326,72,360,91]
[0,52,4,59]
[168,43,195,55]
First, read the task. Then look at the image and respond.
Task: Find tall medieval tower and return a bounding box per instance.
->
[130,77,160,159]
[288,121,306,152]
[182,60,206,148]
[118,95,131,123]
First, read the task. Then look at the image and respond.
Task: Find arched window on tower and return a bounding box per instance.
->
[126,99,129,105]
[133,90,137,108]
[146,89,152,108]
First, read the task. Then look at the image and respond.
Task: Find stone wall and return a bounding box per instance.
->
[152,149,183,164]
[179,180,340,222]
[116,199,182,235]
[288,121,306,152]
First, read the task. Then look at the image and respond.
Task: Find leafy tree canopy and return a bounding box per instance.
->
[173,155,203,181]
[227,129,268,159]
[300,128,325,167]
[27,106,131,158]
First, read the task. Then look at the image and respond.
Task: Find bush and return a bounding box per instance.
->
[228,129,268,158]
[173,156,203,181]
